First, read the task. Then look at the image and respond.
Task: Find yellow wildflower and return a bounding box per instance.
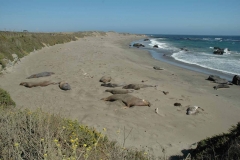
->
[83,144,87,147]
[103,128,107,131]
[53,139,58,143]
[44,154,47,157]
[14,143,19,147]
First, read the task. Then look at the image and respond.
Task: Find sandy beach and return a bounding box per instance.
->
[0,32,239,158]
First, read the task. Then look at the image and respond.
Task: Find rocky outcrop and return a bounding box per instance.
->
[213,49,224,55]
[143,38,149,41]
[232,75,240,85]
[212,47,229,55]
[153,45,158,48]
[133,43,145,48]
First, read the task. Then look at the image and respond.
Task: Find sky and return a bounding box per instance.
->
[0,0,240,35]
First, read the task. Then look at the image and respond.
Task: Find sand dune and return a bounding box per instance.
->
[0,32,239,157]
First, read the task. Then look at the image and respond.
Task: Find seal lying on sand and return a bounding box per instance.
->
[101,83,125,88]
[99,76,112,83]
[105,89,133,94]
[153,66,164,70]
[186,106,204,115]
[58,82,71,90]
[214,84,230,90]
[101,94,151,108]
[20,81,57,88]
[27,72,55,79]
[122,84,157,90]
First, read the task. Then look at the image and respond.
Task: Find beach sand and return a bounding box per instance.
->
[0,32,240,158]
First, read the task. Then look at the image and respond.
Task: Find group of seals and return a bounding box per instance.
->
[20,71,71,91]
[99,76,153,108]
[101,94,151,108]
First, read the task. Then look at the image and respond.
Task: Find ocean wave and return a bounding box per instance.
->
[171,51,240,75]
[149,39,168,49]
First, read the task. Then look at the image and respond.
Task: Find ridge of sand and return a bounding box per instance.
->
[0,32,239,157]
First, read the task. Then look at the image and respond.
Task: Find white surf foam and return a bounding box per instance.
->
[171,51,240,75]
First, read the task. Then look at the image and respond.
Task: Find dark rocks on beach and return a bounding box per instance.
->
[232,75,240,85]
[153,45,158,48]
[133,43,145,48]
[174,103,181,107]
[144,38,149,41]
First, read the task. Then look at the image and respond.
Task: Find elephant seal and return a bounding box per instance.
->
[26,72,55,79]
[105,89,133,94]
[186,106,203,115]
[122,84,157,90]
[99,76,112,83]
[214,84,230,90]
[20,81,57,88]
[101,83,125,88]
[58,82,71,90]
[153,66,164,70]
[101,94,151,108]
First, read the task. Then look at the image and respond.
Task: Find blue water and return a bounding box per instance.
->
[137,35,240,76]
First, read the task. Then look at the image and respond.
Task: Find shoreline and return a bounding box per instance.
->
[131,38,236,81]
[0,32,240,158]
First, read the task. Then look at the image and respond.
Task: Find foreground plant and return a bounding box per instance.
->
[0,107,152,160]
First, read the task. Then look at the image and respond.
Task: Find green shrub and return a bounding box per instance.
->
[0,88,15,108]
[191,122,240,160]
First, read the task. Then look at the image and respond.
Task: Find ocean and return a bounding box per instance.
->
[133,34,240,80]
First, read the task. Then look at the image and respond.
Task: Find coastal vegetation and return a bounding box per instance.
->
[0,31,106,69]
[191,122,240,160]
[0,31,239,159]
[0,88,152,160]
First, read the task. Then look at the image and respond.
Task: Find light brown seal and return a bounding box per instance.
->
[122,84,157,90]
[101,94,151,108]
[58,81,71,90]
[101,83,125,88]
[26,72,55,79]
[99,76,112,83]
[20,81,57,88]
[105,89,133,94]
[186,106,204,115]
[213,84,230,90]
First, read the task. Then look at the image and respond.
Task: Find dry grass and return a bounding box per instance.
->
[0,31,106,68]
[0,108,154,160]
[0,87,154,160]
